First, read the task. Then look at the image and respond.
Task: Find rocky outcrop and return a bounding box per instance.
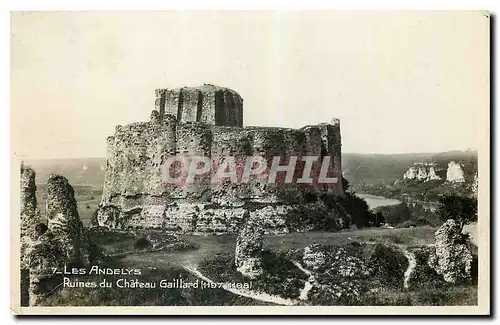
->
[427,165,441,181]
[403,166,418,180]
[428,219,473,283]
[21,173,99,306]
[446,161,465,183]
[46,175,91,265]
[20,164,42,306]
[403,162,442,182]
[99,85,345,233]
[20,165,40,238]
[235,216,264,279]
[416,166,427,180]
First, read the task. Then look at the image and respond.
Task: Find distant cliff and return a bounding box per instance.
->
[402,162,442,182]
[343,150,477,187]
[401,160,474,184]
[343,151,478,202]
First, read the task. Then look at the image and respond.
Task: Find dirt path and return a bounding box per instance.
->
[183,265,297,306]
[292,261,314,301]
[401,248,416,288]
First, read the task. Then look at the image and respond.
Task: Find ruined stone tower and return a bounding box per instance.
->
[98,85,345,233]
[155,84,243,127]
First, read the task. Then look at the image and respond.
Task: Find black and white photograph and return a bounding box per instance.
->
[10,10,490,315]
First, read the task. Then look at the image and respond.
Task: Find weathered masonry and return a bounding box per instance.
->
[98,84,345,233]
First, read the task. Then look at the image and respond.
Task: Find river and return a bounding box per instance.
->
[356,193,401,209]
[357,193,438,211]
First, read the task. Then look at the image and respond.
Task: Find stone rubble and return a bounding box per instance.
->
[428,219,473,283]
[300,244,370,303]
[235,216,264,279]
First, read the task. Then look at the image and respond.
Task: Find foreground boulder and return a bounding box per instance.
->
[234,215,264,279]
[428,219,473,283]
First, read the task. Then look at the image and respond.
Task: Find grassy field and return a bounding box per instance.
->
[39,226,477,306]
[30,176,478,307]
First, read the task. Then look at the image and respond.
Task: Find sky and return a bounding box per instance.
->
[11,11,489,159]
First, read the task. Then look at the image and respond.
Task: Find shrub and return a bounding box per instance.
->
[338,193,376,228]
[35,223,48,237]
[198,250,307,300]
[133,237,152,250]
[367,244,408,288]
[415,216,431,226]
[399,220,417,228]
[436,194,477,229]
[406,247,446,289]
[375,203,412,226]
[256,250,307,299]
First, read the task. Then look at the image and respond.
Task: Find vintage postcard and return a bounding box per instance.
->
[10,11,490,315]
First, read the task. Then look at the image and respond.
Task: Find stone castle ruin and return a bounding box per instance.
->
[97,85,346,233]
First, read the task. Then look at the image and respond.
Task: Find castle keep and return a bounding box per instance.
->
[98,85,345,233]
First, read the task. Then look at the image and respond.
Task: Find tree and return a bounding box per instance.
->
[342,177,350,192]
[375,212,386,227]
[339,192,376,228]
[374,202,412,226]
[436,194,477,229]
[337,177,380,228]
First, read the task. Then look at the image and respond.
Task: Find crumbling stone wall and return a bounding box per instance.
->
[99,85,345,233]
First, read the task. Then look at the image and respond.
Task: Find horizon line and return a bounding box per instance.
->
[21,148,478,162]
